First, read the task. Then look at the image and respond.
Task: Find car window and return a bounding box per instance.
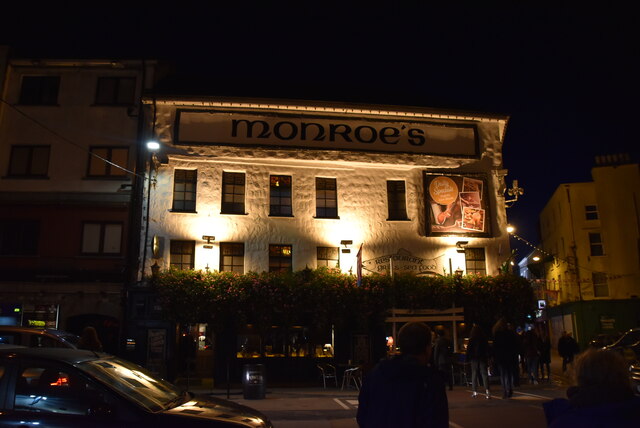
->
[14,363,112,416]
[81,357,181,412]
[29,334,66,348]
[0,333,21,345]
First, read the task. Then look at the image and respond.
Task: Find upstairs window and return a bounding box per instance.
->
[317,247,339,268]
[221,172,245,214]
[170,240,195,270]
[7,145,50,178]
[270,175,292,216]
[315,177,338,218]
[592,272,609,297]
[585,205,599,220]
[269,244,292,273]
[387,180,408,220]
[172,169,197,212]
[87,147,128,178]
[0,220,39,256]
[19,76,60,105]
[589,232,604,256]
[81,222,122,255]
[220,242,244,273]
[465,248,486,275]
[95,77,136,105]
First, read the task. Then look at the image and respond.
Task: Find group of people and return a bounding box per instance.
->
[357,320,639,428]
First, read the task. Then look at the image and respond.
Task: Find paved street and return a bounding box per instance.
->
[192,354,575,428]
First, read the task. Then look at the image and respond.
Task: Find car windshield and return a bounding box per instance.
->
[80,356,182,412]
[616,330,640,347]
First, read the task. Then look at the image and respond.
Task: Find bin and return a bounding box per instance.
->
[242,364,266,399]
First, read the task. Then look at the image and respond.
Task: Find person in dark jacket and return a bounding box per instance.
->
[522,329,541,384]
[433,326,453,390]
[466,324,490,398]
[538,329,552,382]
[492,318,519,399]
[357,322,449,428]
[558,331,580,373]
[543,348,640,427]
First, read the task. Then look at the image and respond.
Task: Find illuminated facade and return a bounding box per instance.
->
[538,155,640,346]
[139,98,513,280]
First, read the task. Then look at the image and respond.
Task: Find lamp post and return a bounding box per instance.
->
[141,140,160,280]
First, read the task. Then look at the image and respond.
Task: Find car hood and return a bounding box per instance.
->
[162,394,272,427]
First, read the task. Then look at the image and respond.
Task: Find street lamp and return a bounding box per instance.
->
[141,140,160,280]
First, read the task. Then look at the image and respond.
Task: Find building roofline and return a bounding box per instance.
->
[142,95,510,124]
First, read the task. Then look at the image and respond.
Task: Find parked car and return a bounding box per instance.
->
[602,327,640,363]
[588,332,621,348]
[0,347,273,427]
[630,362,640,396]
[0,325,79,349]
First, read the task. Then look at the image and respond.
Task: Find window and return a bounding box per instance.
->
[0,220,39,255]
[387,180,408,220]
[7,145,50,177]
[15,364,112,415]
[464,248,486,275]
[87,147,128,177]
[585,205,599,220]
[317,247,339,268]
[95,76,136,105]
[220,242,244,273]
[81,222,122,255]
[172,169,197,212]
[316,177,338,218]
[221,172,245,214]
[170,240,195,270]
[270,175,292,216]
[589,232,604,256]
[592,272,609,297]
[269,244,292,273]
[19,76,60,105]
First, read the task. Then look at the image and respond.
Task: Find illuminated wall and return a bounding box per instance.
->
[140,99,512,278]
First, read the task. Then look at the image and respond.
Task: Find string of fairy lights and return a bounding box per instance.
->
[509,231,628,282]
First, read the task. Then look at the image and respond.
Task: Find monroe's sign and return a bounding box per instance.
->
[176,110,479,157]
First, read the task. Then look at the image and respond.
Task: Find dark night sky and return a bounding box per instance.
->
[2,4,638,261]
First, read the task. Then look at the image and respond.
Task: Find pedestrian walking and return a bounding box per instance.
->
[558,331,579,373]
[538,329,552,382]
[357,322,449,428]
[492,318,519,399]
[466,324,491,399]
[433,326,454,391]
[522,328,541,384]
[77,326,103,352]
[543,348,640,427]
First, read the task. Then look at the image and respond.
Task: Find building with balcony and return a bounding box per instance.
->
[0,55,158,351]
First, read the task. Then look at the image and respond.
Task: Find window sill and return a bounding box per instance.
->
[314,216,340,220]
[387,218,411,222]
[169,209,198,214]
[2,175,50,180]
[269,214,295,218]
[78,254,124,259]
[220,212,248,216]
[83,176,131,181]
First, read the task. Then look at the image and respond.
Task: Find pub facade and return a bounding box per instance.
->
[135,96,512,384]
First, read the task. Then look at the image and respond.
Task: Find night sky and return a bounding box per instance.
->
[2,4,638,261]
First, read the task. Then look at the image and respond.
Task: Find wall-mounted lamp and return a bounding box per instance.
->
[504,179,524,208]
[152,235,164,259]
[202,235,215,249]
[340,240,353,254]
[532,256,541,262]
[456,241,469,253]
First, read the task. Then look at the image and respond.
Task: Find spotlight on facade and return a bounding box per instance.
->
[532,256,541,262]
[506,225,515,234]
[456,241,468,253]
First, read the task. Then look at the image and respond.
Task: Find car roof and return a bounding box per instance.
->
[0,347,107,364]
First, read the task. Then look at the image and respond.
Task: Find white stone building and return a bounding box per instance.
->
[140,97,512,281]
